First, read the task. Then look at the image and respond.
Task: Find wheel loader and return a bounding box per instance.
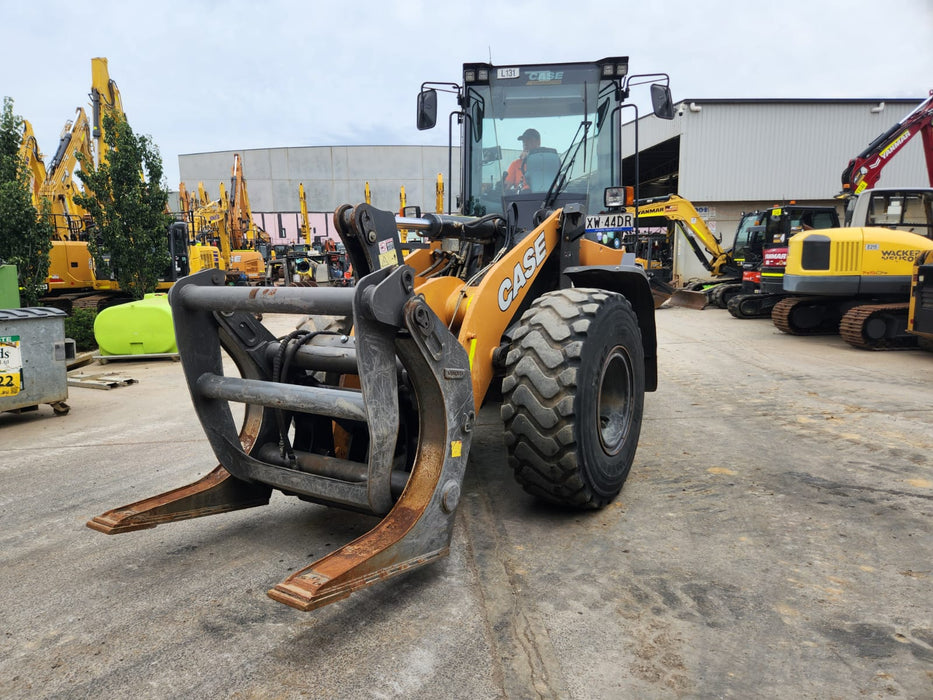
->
[88,57,675,611]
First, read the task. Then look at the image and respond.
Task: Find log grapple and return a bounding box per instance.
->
[89,257,475,611]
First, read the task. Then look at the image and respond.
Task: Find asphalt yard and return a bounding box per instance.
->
[1,306,930,699]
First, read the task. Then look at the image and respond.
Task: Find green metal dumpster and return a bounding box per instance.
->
[0,265,20,309]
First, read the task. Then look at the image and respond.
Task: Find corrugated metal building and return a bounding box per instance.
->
[622,97,928,280]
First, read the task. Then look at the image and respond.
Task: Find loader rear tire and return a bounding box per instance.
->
[501,288,645,509]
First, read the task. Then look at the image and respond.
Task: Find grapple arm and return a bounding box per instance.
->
[89,265,475,611]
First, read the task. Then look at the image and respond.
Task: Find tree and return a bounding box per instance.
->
[75,112,173,300]
[0,97,53,306]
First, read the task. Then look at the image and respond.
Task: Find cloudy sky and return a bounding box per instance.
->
[4,0,931,189]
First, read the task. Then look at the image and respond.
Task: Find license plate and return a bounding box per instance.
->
[585,213,634,232]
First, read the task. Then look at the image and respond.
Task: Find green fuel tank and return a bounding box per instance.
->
[94,293,177,356]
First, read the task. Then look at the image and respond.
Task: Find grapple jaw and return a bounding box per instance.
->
[88,264,475,611]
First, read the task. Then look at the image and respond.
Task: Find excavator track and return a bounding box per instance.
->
[727,293,782,319]
[839,303,917,350]
[709,282,742,309]
[772,296,842,335]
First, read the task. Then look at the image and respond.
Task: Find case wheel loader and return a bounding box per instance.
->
[88,57,673,611]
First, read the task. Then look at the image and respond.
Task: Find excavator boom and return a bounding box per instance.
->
[18,120,47,209]
[624,194,739,308]
[841,91,933,196]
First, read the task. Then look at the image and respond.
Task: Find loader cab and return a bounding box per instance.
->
[419,58,672,230]
[165,221,191,282]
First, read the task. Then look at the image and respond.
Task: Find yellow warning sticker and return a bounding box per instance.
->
[379,250,397,268]
[0,335,22,396]
[0,372,22,396]
[451,440,462,458]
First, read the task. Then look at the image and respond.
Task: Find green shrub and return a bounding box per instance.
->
[65,307,98,351]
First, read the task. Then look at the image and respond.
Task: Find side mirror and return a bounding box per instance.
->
[650,84,675,121]
[417,89,437,130]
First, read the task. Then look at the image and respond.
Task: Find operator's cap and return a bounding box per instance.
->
[518,128,540,142]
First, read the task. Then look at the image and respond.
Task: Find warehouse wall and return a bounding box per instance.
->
[628,98,927,202]
[179,145,459,217]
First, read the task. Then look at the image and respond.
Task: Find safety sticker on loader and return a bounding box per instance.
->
[0,335,23,397]
[378,238,398,269]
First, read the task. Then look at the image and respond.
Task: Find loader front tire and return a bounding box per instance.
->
[501,288,645,508]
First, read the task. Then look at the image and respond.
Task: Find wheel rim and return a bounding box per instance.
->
[597,345,634,456]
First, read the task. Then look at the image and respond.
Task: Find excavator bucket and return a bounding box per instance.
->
[88,265,475,611]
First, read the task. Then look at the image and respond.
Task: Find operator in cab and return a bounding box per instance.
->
[505,128,541,193]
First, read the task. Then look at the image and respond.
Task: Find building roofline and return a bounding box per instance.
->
[179,144,453,158]
[675,97,923,106]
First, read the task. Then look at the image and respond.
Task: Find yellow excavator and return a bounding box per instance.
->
[40,108,93,241]
[588,193,739,308]
[178,156,267,284]
[37,58,222,311]
[773,188,933,349]
[225,154,268,282]
[38,58,125,302]
[176,183,224,274]
[18,120,46,210]
[37,108,100,300]
[88,56,676,611]
[16,118,98,300]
